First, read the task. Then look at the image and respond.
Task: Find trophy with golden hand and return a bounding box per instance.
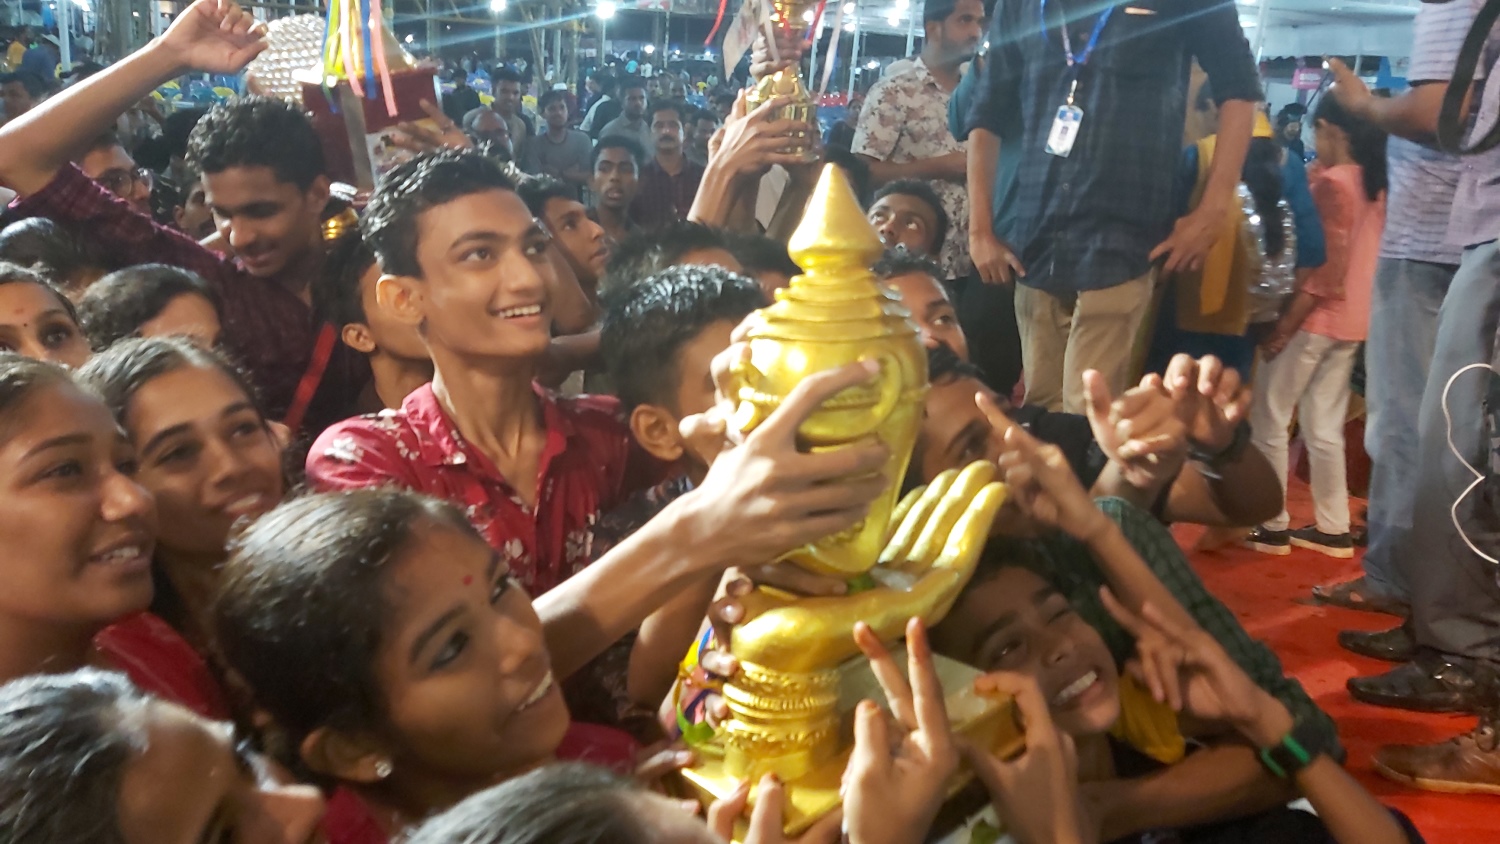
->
[680,164,1021,836]
[744,0,822,161]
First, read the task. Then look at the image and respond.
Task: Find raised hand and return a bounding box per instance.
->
[1162,354,1249,454]
[980,395,1111,544]
[159,0,268,74]
[387,99,474,154]
[750,28,807,83]
[963,672,1088,844]
[1099,588,1287,743]
[1324,57,1373,119]
[712,91,813,180]
[632,741,698,789]
[1080,370,1187,490]
[679,359,892,573]
[844,618,959,844]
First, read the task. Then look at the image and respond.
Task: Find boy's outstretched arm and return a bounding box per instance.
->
[0,0,265,197]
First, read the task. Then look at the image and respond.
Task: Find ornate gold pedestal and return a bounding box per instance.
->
[682,651,1024,837]
[681,164,1019,837]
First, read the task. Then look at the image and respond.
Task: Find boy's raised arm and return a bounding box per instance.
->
[0,0,265,198]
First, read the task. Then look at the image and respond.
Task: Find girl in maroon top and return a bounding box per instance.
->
[0,354,223,715]
[213,489,643,844]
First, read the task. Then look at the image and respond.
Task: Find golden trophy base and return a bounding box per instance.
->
[681,651,1023,840]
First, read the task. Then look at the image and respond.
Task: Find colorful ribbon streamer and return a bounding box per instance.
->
[322,0,399,116]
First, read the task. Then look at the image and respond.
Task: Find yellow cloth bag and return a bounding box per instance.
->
[1175,113,1276,336]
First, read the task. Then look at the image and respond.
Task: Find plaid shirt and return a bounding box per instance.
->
[968,0,1259,294]
[630,157,705,231]
[306,382,662,596]
[9,165,365,424]
[1026,497,1340,759]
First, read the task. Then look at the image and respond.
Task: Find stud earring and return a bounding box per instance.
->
[374,759,393,780]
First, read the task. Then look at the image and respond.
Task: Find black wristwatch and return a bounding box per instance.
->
[1186,420,1251,481]
[1258,718,1326,779]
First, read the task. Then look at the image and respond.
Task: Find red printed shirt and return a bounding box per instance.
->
[8,165,367,425]
[306,382,659,595]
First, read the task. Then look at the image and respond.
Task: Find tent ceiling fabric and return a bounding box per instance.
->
[828,0,1420,61]
[1240,0,1420,59]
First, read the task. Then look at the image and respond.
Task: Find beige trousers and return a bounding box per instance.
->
[1014,272,1156,413]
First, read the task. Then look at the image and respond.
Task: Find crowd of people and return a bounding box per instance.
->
[0,0,1494,840]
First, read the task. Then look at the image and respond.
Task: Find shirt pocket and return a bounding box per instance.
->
[1095,3,1177,80]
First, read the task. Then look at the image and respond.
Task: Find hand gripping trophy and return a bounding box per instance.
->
[744,0,824,162]
[679,163,1023,836]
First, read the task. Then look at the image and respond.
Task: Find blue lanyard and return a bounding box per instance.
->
[1040,0,1116,68]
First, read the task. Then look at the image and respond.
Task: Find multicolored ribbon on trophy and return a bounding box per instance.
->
[321,0,399,117]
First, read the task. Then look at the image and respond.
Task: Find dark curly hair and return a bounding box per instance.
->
[75,264,221,351]
[515,174,576,218]
[872,249,945,286]
[186,96,325,189]
[600,263,765,412]
[600,220,732,294]
[591,134,646,170]
[310,234,379,330]
[872,179,950,257]
[0,670,152,844]
[0,217,114,296]
[212,489,479,778]
[361,148,517,279]
[407,764,656,844]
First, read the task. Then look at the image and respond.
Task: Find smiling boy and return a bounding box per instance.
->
[307,150,658,596]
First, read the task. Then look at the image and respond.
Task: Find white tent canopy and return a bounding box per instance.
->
[1239,0,1416,61]
[832,0,1422,63]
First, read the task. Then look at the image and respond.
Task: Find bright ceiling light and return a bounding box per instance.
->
[644,43,655,53]
[404,33,415,43]
[802,9,815,21]
[596,0,617,19]
[843,1,854,11]
[490,0,506,11]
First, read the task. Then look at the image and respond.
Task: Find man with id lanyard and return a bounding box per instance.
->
[965,0,1259,414]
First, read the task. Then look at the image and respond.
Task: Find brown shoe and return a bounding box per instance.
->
[1374,719,1500,795]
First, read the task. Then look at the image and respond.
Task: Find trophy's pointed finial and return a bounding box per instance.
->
[787,164,885,274]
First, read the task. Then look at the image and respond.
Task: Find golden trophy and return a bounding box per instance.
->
[679,164,1021,836]
[745,0,822,161]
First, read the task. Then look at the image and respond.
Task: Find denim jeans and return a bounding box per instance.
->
[1361,258,1456,601]
[1402,241,1500,662]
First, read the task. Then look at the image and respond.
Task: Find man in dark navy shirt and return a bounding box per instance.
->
[964,0,1260,413]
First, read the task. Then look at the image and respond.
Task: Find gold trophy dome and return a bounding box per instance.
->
[731,163,928,575]
[684,164,1018,838]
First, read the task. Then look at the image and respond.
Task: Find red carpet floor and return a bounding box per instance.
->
[1176,483,1494,843]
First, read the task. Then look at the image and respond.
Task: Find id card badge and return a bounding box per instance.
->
[1046,104,1083,157]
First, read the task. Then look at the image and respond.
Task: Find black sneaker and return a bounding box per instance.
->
[1290,527,1355,559]
[1243,527,1291,556]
